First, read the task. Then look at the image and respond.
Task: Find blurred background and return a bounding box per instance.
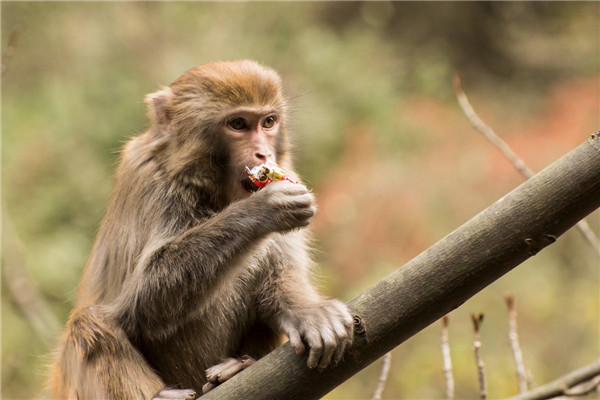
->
[2,2,599,399]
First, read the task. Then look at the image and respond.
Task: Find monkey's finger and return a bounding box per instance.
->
[264,181,309,197]
[155,388,197,399]
[330,318,348,359]
[346,315,355,347]
[329,300,354,326]
[286,328,305,356]
[306,331,324,369]
[240,355,256,367]
[217,356,256,384]
[317,329,337,370]
[206,357,240,383]
[329,301,355,345]
[290,207,316,225]
[292,192,315,205]
[216,363,244,382]
[343,317,354,347]
[326,310,351,364]
[274,193,314,211]
[330,314,348,339]
[333,325,353,365]
[202,382,216,394]
[277,180,310,192]
[154,397,196,400]
[332,336,348,365]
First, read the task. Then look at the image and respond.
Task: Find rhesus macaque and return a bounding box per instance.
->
[50,60,354,400]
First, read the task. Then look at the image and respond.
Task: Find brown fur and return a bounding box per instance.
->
[50,60,353,399]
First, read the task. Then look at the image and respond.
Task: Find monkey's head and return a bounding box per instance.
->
[144,60,292,203]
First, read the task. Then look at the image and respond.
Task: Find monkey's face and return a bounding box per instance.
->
[220,109,282,196]
[146,60,292,201]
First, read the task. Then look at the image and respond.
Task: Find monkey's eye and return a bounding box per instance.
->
[262,116,277,129]
[228,117,248,131]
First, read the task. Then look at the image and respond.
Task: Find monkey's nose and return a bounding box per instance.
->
[255,152,273,163]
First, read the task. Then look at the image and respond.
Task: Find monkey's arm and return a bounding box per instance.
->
[258,232,354,370]
[110,182,314,340]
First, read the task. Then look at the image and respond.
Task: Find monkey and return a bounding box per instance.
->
[50,60,354,400]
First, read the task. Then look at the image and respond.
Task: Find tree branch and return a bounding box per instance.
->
[453,76,600,256]
[2,25,21,77]
[508,359,600,400]
[371,352,392,400]
[504,292,533,393]
[1,210,61,344]
[472,313,487,400]
[200,134,600,399]
[441,315,454,400]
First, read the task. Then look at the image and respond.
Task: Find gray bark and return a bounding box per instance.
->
[200,133,600,400]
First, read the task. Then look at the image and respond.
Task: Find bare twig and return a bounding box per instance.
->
[508,358,600,400]
[525,362,535,391]
[472,313,486,400]
[504,292,532,393]
[563,375,600,397]
[453,76,600,256]
[2,25,21,77]
[2,211,61,344]
[371,352,392,400]
[441,315,454,400]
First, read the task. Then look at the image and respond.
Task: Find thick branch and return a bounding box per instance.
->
[508,359,600,400]
[200,134,600,399]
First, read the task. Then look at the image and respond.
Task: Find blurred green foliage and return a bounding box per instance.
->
[2,2,599,399]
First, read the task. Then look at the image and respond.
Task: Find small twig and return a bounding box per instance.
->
[525,362,536,392]
[453,75,534,178]
[2,211,61,344]
[563,375,600,397]
[453,75,600,256]
[441,315,455,400]
[504,292,532,393]
[508,358,600,400]
[372,352,392,400]
[2,25,21,77]
[472,313,487,400]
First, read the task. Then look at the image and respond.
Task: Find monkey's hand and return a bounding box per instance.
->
[279,299,354,370]
[250,181,316,233]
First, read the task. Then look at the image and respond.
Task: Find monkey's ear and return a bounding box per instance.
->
[145,87,173,127]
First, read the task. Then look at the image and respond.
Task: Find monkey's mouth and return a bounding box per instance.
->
[241,177,260,193]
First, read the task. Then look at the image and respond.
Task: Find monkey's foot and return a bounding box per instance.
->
[202,356,256,393]
[153,388,196,400]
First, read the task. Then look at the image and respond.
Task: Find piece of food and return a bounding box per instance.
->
[244,160,297,191]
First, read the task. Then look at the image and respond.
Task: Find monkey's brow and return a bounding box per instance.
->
[220,107,279,119]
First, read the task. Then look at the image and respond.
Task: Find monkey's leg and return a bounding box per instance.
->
[53,307,194,400]
[202,356,255,393]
